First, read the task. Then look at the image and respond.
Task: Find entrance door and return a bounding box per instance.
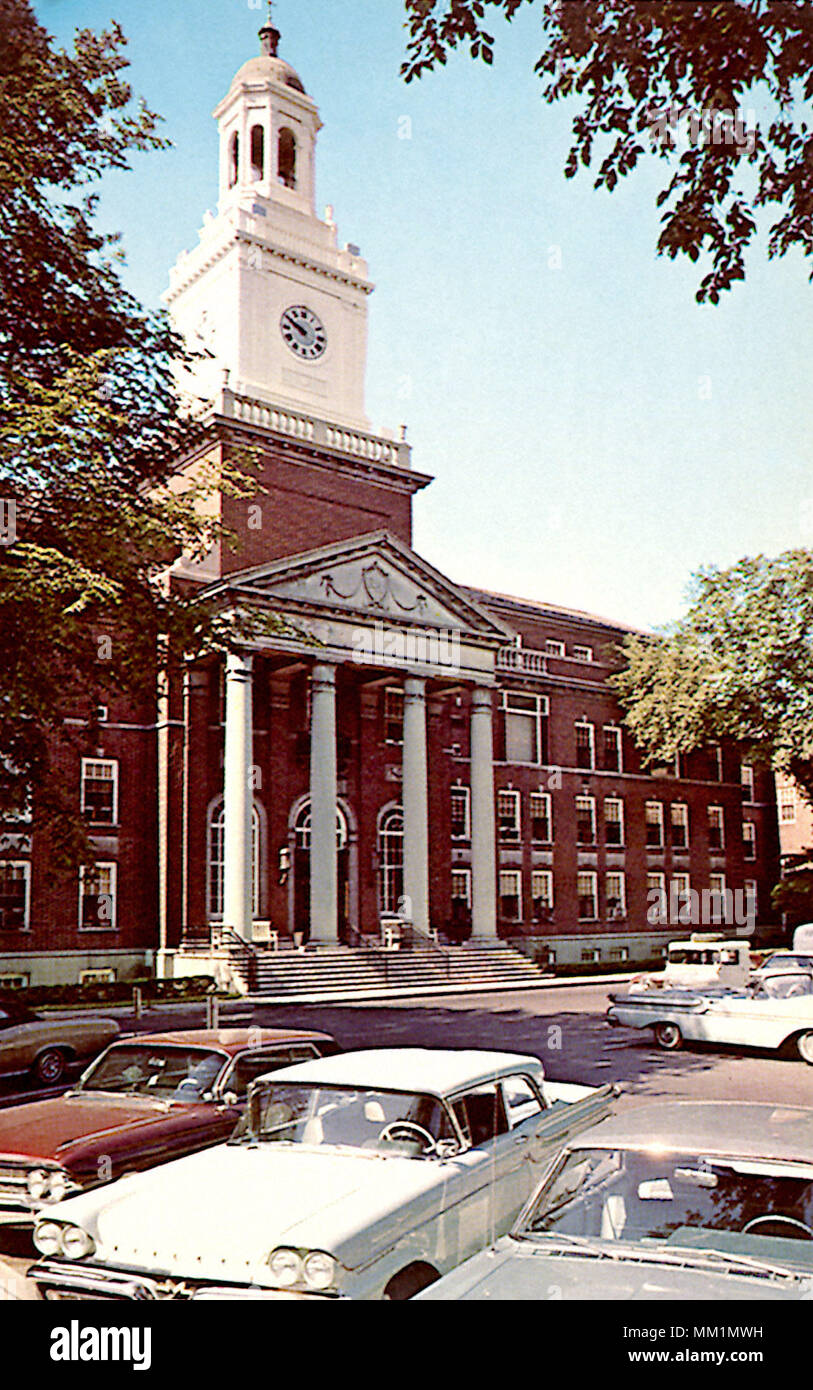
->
[292,802,350,942]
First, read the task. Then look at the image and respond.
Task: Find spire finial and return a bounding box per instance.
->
[259,0,280,57]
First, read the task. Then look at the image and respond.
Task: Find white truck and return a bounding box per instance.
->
[629,934,752,992]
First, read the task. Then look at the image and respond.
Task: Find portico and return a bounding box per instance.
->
[210,530,509,945]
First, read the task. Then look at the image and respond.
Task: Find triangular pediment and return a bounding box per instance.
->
[207,532,512,641]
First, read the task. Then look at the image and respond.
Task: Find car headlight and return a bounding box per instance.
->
[268,1248,303,1287]
[303,1252,336,1291]
[60,1225,95,1260]
[27,1168,71,1204]
[27,1169,49,1201]
[33,1221,63,1257]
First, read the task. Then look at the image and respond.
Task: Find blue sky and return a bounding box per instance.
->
[36,0,813,630]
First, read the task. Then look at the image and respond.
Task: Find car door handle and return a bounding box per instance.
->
[513,1134,530,1146]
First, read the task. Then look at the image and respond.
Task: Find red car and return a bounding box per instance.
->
[0,1027,338,1231]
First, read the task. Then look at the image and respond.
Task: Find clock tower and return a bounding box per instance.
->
[166,12,373,430]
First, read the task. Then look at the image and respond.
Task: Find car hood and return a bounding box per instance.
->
[0,1095,200,1169]
[47,1141,465,1283]
[417,1239,813,1301]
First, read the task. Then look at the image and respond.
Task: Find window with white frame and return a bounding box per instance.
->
[450,785,470,840]
[80,758,118,827]
[709,872,727,923]
[544,639,565,657]
[208,804,260,919]
[779,784,797,823]
[741,763,755,802]
[576,795,596,845]
[451,868,471,919]
[499,691,548,765]
[499,869,522,922]
[745,879,758,921]
[708,805,725,851]
[573,645,593,663]
[79,863,117,932]
[603,726,623,773]
[645,801,664,848]
[671,802,689,850]
[575,721,595,771]
[0,862,30,932]
[647,871,667,924]
[605,871,626,920]
[577,871,598,921]
[743,820,757,860]
[497,789,521,841]
[384,687,404,746]
[530,791,552,842]
[531,869,553,921]
[712,744,724,782]
[378,807,404,915]
[604,797,624,847]
[672,872,692,925]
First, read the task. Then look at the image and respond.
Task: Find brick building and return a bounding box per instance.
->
[0,22,780,987]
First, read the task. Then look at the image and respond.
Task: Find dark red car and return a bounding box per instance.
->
[0,1027,338,1231]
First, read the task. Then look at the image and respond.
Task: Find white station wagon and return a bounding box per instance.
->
[30,1048,615,1301]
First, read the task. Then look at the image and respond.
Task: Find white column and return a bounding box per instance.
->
[223,651,254,941]
[310,664,338,944]
[402,677,430,935]
[471,687,498,939]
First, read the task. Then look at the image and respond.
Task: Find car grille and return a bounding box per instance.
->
[0,1164,34,1211]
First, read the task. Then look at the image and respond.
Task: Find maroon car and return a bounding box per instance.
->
[0,1027,338,1231]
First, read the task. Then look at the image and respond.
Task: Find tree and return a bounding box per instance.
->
[0,2,261,865]
[611,550,813,803]
[402,1,813,302]
[772,868,813,926]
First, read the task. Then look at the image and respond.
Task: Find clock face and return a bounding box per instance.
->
[280,305,327,360]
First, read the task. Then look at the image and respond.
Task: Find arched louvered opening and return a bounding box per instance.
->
[278,127,297,189]
[250,124,265,182]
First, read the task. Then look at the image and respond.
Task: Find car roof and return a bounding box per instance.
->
[571,1101,813,1164]
[112,1028,333,1057]
[259,1048,544,1095]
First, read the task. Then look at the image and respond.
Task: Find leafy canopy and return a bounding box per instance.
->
[612,550,813,802]
[402,1,813,301]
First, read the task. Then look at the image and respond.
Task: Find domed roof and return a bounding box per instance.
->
[229,53,306,95]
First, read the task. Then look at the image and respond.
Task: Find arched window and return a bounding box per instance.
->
[229,131,240,188]
[250,124,265,182]
[293,801,348,851]
[207,802,259,919]
[278,128,297,189]
[378,806,404,914]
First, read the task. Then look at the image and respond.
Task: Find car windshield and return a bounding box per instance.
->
[519,1146,813,1269]
[78,1045,225,1100]
[754,974,813,1000]
[239,1082,457,1156]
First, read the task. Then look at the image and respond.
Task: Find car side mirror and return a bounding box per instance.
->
[223,1091,239,1107]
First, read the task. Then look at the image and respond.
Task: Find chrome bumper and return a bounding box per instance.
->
[29,1260,339,1302]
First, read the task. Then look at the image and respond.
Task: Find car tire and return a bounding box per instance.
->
[383,1262,440,1301]
[32,1049,67,1085]
[797,1033,813,1065]
[653,1022,683,1052]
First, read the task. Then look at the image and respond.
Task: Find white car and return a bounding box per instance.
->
[29,1049,615,1301]
[608,971,813,1061]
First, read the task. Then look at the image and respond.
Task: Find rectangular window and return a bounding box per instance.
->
[0,862,30,932]
[743,820,757,860]
[499,869,522,922]
[647,870,667,924]
[577,871,598,921]
[745,879,758,920]
[384,688,404,746]
[576,795,596,845]
[572,645,593,663]
[575,721,595,771]
[530,791,552,843]
[709,872,727,923]
[645,801,664,848]
[603,726,623,773]
[78,863,117,932]
[708,805,725,851]
[671,802,689,850]
[779,785,797,823]
[605,871,626,920]
[672,872,692,925]
[80,758,118,827]
[531,870,553,921]
[499,691,548,766]
[741,763,755,803]
[544,640,565,657]
[604,797,624,847]
[497,789,521,841]
[451,868,471,907]
[450,785,470,840]
[712,744,724,782]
